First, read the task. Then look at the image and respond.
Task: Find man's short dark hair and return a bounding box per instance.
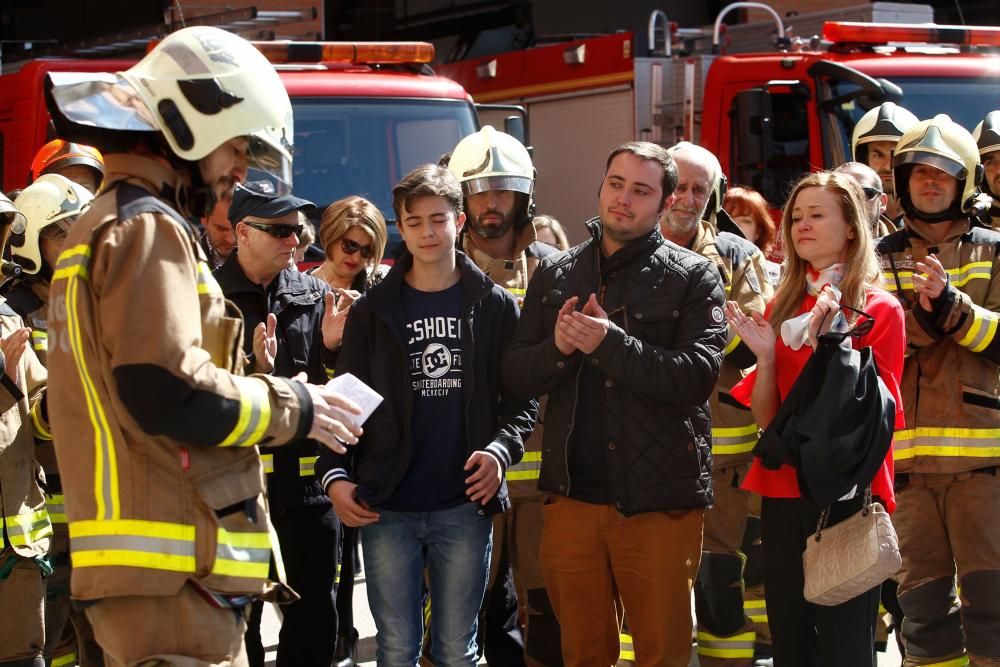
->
[604,141,679,207]
[392,164,464,221]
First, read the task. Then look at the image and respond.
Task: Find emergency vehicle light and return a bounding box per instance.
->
[251,41,435,65]
[823,22,1000,48]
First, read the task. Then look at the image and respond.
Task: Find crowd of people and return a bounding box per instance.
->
[1,24,1000,667]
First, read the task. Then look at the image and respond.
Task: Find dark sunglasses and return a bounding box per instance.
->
[341,238,374,260]
[861,187,883,200]
[242,220,303,239]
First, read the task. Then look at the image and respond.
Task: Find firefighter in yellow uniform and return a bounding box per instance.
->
[5,175,102,667]
[448,126,561,666]
[0,193,53,667]
[657,142,772,667]
[973,111,1000,229]
[876,114,1000,667]
[43,27,362,665]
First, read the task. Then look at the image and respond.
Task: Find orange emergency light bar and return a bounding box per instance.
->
[251,41,435,65]
[824,21,1000,48]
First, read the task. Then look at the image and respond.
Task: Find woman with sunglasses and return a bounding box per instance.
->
[724,171,906,666]
[307,195,387,667]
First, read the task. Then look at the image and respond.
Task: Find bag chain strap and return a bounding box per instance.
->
[813,485,874,542]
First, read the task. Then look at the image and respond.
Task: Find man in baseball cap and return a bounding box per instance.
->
[217,183,345,666]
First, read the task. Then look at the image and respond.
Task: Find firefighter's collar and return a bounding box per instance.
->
[103,154,184,201]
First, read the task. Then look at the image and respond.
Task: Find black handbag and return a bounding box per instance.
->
[753,304,896,508]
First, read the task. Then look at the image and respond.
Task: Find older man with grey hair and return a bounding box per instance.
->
[662,141,773,667]
[835,161,895,237]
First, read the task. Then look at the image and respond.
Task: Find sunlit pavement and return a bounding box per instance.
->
[260,566,903,666]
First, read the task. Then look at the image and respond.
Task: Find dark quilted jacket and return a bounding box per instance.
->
[501,219,727,516]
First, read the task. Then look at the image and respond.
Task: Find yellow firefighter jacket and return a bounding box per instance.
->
[877,217,1000,473]
[0,279,64,527]
[0,301,51,558]
[46,155,311,601]
[690,220,773,468]
[463,222,556,496]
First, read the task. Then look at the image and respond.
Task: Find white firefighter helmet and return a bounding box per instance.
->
[46,26,293,192]
[852,102,919,163]
[11,174,94,275]
[448,126,534,198]
[893,114,983,222]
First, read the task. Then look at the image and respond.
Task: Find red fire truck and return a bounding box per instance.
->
[438,2,1000,244]
[0,41,481,236]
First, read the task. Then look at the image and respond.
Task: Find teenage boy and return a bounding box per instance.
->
[316,164,536,666]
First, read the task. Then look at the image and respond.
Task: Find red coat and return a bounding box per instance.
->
[731,288,905,512]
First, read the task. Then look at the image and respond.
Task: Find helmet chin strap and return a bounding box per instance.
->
[179,161,218,220]
[902,193,963,224]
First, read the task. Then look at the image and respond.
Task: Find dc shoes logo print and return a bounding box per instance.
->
[422,343,453,378]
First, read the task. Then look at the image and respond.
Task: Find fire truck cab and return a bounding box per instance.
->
[438,3,1000,244]
[0,41,480,238]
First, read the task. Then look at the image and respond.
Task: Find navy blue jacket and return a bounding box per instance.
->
[215,254,331,511]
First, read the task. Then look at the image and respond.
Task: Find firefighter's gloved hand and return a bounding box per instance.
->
[295,372,363,453]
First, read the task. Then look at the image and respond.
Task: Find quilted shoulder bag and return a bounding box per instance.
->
[803,486,901,606]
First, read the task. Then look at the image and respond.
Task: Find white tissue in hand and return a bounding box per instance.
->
[326,373,383,429]
[781,312,814,350]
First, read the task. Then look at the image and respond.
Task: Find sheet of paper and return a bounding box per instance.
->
[326,372,383,428]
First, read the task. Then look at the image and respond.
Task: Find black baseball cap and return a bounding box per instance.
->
[228,183,315,226]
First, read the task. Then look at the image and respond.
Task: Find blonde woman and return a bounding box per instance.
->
[725,171,905,665]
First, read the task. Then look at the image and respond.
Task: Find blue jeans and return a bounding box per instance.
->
[361,502,493,667]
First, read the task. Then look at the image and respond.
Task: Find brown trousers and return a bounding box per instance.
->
[697,465,756,667]
[45,530,103,666]
[894,471,1000,666]
[0,553,45,662]
[85,584,249,666]
[540,496,704,667]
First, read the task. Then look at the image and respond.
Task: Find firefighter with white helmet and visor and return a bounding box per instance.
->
[447,125,560,667]
[0,191,52,667]
[43,26,363,664]
[853,101,920,224]
[4,173,100,666]
[876,114,1000,666]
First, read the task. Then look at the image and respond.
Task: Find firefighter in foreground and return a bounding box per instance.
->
[0,192,52,667]
[5,174,103,666]
[659,142,771,667]
[973,110,1000,228]
[447,125,560,667]
[43,26,362,664]
[852,101,920,224]
[876,114,1000,666]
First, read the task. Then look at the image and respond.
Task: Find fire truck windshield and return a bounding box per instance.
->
[290,97,477,239]
[823,76,1000,166]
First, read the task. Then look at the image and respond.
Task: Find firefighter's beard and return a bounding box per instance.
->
[470,208,515,240]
